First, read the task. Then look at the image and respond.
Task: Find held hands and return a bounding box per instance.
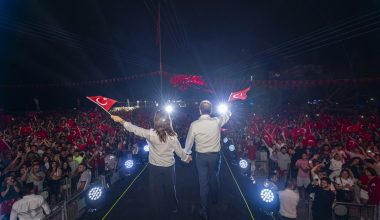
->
[184,155,192,163]
[111,115,125,123]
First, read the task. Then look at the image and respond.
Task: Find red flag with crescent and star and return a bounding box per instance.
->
[86,96,118,112]
[228,87,250,102]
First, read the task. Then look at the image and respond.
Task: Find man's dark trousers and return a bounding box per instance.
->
[196,152,221,214]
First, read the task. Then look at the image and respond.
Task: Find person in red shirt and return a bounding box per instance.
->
[358,168,372,204]
[366,167,380,205]
[366,167,380,220]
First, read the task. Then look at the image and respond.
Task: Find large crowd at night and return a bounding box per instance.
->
[223,109,380,219]
[0,104,379,219]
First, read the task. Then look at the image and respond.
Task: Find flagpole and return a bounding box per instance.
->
[158,2,163,102]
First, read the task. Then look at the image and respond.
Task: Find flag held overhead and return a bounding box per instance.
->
[228,87,251,102]
[86,96,118,113]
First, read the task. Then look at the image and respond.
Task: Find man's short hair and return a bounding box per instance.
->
[320,177,331,184]
[21,183,34,196]
[79,163,87,169]
[199,100,212,115]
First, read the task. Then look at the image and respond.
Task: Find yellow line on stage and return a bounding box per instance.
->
[222,153,255,220]
[101,164,148,220]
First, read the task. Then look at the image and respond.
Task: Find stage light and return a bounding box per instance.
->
[260,188,274,203]
[88,186,104,201]
[165,105,173,114]
[143,145,149,152]
[239,159,248,169]
[223,137,228,144]
[124,160,134,169]
[228,144,235,152]
[85,185,107,209]
[217,103,228,114]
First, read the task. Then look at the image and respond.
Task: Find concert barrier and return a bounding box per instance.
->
[332,202,378,220]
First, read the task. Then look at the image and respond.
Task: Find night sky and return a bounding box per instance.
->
[0,0,380,110]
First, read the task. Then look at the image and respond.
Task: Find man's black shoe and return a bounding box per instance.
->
[198,210,208,220]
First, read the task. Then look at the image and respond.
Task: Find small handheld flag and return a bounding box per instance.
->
[86,96,140,115]
[86,96,118,114]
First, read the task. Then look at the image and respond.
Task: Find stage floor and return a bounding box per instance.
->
[82,154,262,220]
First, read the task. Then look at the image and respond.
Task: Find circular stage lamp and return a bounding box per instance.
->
[143,145,149,152]
[260,188,274,203]
[228,144,235,152]
[239,159,248,169]
[124,160,134,169]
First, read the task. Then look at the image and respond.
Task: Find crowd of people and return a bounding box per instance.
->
[0,108,154,219]
[225,111,380,219]
[0,104,379,219]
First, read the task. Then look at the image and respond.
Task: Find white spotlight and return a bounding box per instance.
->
[239,159,248,169]
[217,103,228,114]
[260,188,274,203]
[88,186,104,201]
[165,105,173,114]
[223,137,228,144]
[143,145,149,152]
[228,144,235,152]
[124,160,134,169]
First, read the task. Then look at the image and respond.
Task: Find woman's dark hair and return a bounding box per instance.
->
[62,161,72,173]
[153,111,176,143]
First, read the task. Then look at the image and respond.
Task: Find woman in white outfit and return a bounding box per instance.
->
[111,111,191,219]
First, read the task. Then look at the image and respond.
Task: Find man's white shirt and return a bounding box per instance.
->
[184,112,230,154]
[10,194,50,220]
[278,189,299,218]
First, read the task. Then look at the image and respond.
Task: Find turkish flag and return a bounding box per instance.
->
[302,135,317,147]
[228,87,250,102]
[19,125,32,136]
[86,96,118,112]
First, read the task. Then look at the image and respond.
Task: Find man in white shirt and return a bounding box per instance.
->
[26,164,45,193]
[184,100,230,220]
[277,147,291,182]
[104,149,117,187]
[10,183,50,220]
[76,163,92,192]
[278,180,299,220]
